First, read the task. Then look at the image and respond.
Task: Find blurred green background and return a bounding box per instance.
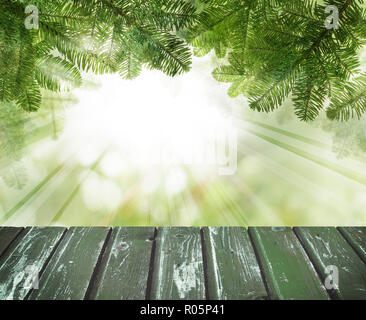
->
[1,53,366,227]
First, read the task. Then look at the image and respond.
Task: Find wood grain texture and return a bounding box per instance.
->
[0,227,23,258]
[249,227,329,300]
[0,227,65,300]
[88,227,155,300]
[202,227,267,300]
[1,226,364,300]
[338,227,366,265]
[150,227,205,300]
[29,227,109,300]
[295,227,366,300]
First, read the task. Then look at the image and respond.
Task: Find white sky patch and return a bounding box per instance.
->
[62,55,240,174]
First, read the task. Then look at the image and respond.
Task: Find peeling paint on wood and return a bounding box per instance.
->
[0,227,23,258]
[88,227,155,300]
[295,227,366,300]
[0,227,365,300]
[29,227,109,300]
[202,227,267,300]
[0,227,65,300]
[150,227,205,300]
[338,227,366,265]
[249,227,329,300]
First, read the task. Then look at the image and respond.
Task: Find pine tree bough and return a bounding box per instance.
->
[0,0,198,112]
[0,0,365,122]
[189,0,366,122]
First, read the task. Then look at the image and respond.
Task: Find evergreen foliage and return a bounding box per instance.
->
[0,0,365,120]
[188,0,366,121]
[0,100,29,189]
[322,115,366,158]
[0,0,198,112]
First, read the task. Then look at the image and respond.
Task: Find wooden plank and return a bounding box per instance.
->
[295,227,366,300]
[0,227,23,258]
[249,227,329,300]
[0,227,65,300]
[29,227,110,300]
[150,227,205,300]
[202,227,267,300]
[338,227,366,265]
[88,227,155,300]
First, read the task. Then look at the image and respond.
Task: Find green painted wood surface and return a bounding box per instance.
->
[249,227,329,300]
[295,227,366,300]
[150,227,205,300]
[0,227,65,300]
[202,227,267,300]
[89,227,155,300]
[0,226,364,300]
[338,227,366,265]
[0,227,23,258]
[29,227,109,300]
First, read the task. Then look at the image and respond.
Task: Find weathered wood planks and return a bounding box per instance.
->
[29,227,109,300]
[338,227,366,265]
[150,227,205,300]
[295,227,366,300]
[0,227,23,258]
[202,227,267,300]
[249,227,330,300]
[88,227,155,300]
[0,226,365,300]
[0,227,65,300]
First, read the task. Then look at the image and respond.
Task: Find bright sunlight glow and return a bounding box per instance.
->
[63,56,239,175]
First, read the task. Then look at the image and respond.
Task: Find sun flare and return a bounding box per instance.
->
[64,57,239,176]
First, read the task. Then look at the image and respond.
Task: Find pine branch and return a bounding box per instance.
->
[327,75,366,120]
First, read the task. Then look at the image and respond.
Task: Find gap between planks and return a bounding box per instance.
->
[1,226,365,300]
[25,228,69,300]
[84,227,113,300]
